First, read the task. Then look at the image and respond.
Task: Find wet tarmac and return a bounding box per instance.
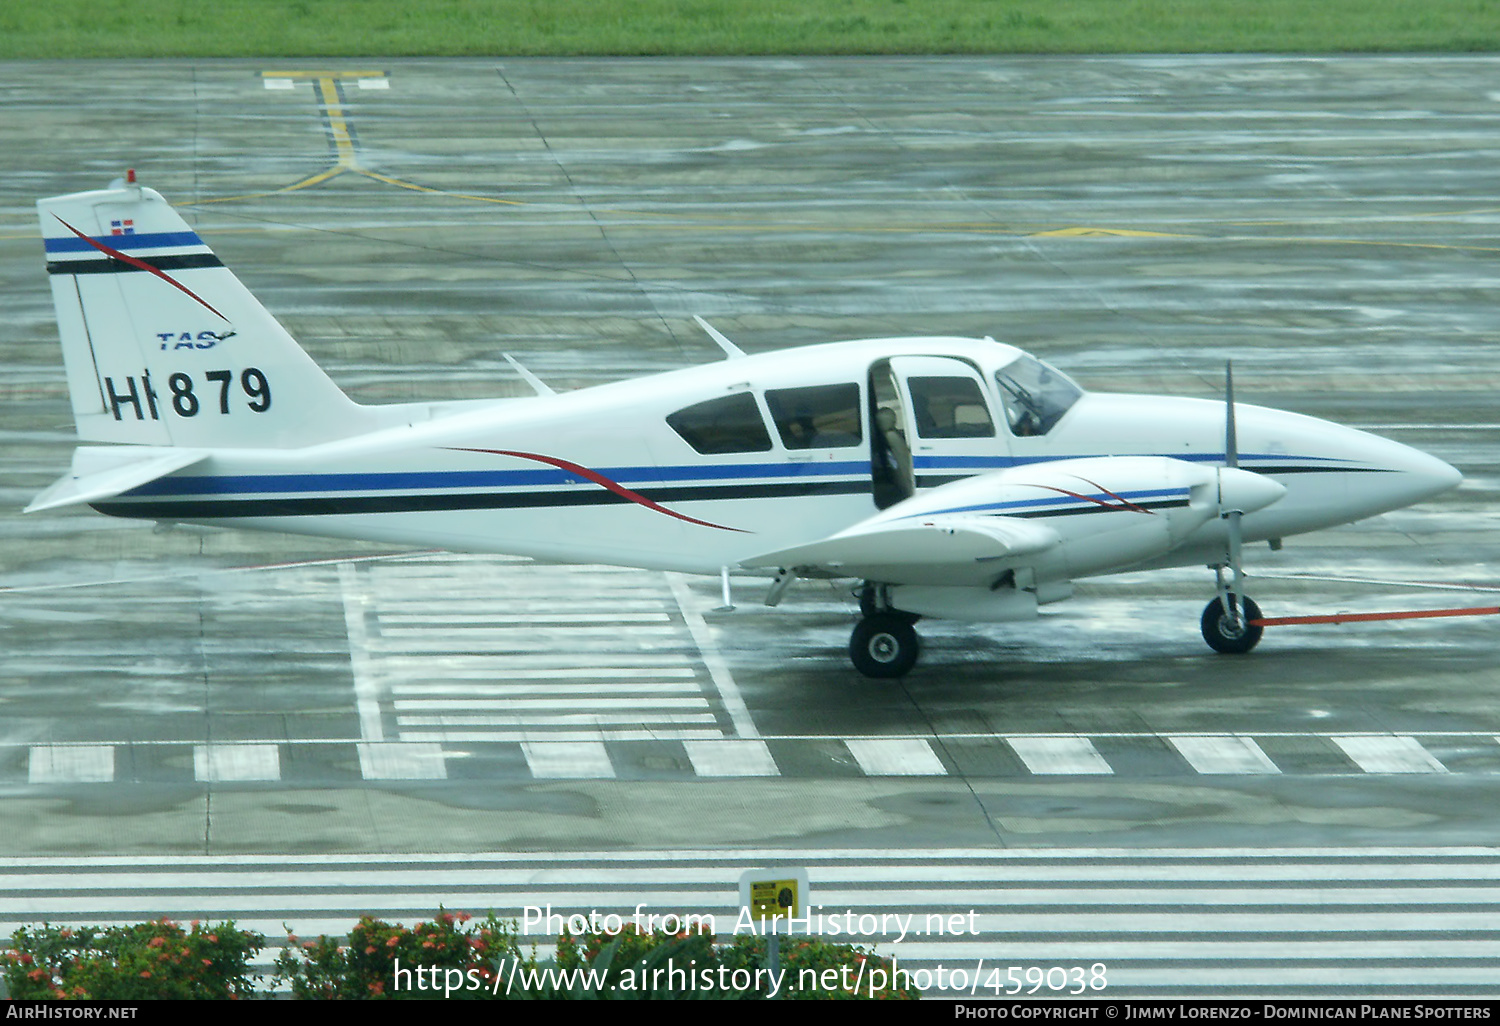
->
[0,55,1497,996]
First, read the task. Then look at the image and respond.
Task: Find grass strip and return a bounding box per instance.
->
[2,0,1497,59]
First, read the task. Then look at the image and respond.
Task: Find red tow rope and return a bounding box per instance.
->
[1252,605,1500,627]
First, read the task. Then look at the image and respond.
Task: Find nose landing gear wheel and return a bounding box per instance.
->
[1201,595,1264,654]
[850,614,920,678]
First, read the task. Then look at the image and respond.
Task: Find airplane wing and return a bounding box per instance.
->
[741,512,1059,587]
[26,447,209,514]
[739,454,1288,592]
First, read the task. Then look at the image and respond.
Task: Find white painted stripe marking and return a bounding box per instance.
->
[378,625,681,638]
[370,663,697,678]
[1,845,1495,867]
[391,682,703,696]
[263,78,295,90]
[1169,735,1281,775]
[683,739,779,777]
[339,562,384,743]
[404,729,723,743]
[1007,736,1114,775]
[523,741,615,778]
[366,636,678,652]
[5,900,1499,935]
[399,713,719,727]
[844,738,947,775]
[667,573,756,738]
[394,697,711,711]
[357,742,448,780]
[1333,735,1448,774]
[380,613,671,625]
[193,744,281,782]
[28,746,114,784]
[4,865,1500,897]
[356,78,389,90]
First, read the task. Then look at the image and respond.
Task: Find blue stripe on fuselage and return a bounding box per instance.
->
[124,460,874,498]
[901,487,1191,520]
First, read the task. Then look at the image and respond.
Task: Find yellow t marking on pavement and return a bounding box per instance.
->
[199,72,527,208]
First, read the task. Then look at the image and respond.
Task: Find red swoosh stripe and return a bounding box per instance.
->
[1022,482,1151,514]
[452,448,750,533]
[54,216,230,323]
[1066,475,1156,515]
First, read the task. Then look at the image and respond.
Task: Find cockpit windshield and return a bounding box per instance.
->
[994,354,1082,437]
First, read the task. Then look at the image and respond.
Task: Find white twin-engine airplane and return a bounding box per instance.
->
[29,177,1462,677]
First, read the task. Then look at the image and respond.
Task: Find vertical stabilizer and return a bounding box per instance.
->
[39,178,371,448]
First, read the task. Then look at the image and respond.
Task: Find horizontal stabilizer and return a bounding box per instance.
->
[742,514,1058,581]
[26,447,208,514]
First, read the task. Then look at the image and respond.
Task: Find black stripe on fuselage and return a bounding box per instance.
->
[1011,498,1191,519]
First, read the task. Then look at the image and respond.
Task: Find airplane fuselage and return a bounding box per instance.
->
[85,336,1458,586]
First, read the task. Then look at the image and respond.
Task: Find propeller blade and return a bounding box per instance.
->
[1220,358,1246,626]
[1224,359,1238,469]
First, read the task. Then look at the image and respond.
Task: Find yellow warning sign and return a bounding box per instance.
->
[747,877,801,922]
[739,867,809,930]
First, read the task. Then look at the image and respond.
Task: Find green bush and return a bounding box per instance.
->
[2,920,263,1000]
[5,911,921,999]
[273,910,527,999]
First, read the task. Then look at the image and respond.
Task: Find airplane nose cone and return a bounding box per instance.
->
[1218,467,1288,514]
[1404,447,1463,502]
[1351,430,1463,509]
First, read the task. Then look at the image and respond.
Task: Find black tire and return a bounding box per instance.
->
[850,614,920,678]
[1201,595,1264,654]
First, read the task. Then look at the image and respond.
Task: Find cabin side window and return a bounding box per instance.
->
[666,392,773,454]
[764,383,863,450]
[907,375,995,439]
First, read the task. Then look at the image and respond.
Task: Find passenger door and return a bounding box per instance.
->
[876,356,1011,500]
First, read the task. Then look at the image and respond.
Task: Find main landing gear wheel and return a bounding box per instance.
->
[1200,595,1263,654]
[850,614,920,678]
